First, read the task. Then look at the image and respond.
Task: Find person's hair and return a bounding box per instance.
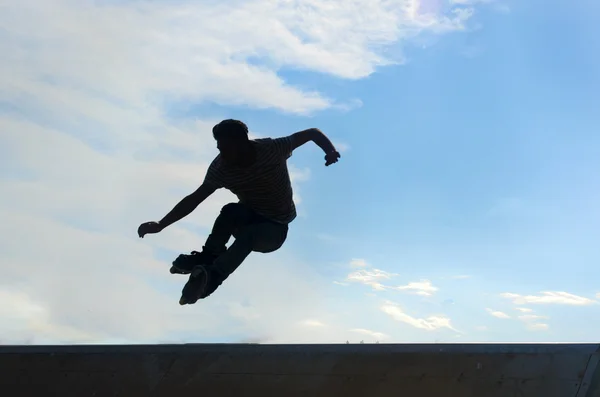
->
[212,119,249,141]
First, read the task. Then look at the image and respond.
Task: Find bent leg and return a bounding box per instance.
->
[203,202,258,255]
[171,202,258,274]
[212,221,289,278]
[181,220,289,303]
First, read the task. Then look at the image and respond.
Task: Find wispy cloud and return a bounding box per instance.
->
[228,302,262,322]
[396,280,438,296]
[1,0,478,117]
[486,308,510,319]
[346,268,398,291]
[450,0,493,4]
[350,328,388,341]
[0,0,488,344]
[515,307,534,313]
[0,289,99,344]
[518,315,550,331]
[525,323,549,331]
[381,302,457,332]
[300,319,326,328]
[451,275,472,280]
[344,261,439,297]
[333,141,352,153]
[518,314,548,322]
[350,258,370,268]
[450,0,509,14]
[501,292,597,306]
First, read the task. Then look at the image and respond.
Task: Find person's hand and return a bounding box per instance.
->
[324,150,341,166]
[138,221,163,238]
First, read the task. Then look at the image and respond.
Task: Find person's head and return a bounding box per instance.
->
[212,119,250,164]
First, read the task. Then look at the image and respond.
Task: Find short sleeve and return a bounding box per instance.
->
[271,136,293,159]
[203,157,224,189]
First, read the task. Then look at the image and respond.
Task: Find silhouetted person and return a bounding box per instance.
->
[138,119,341,304]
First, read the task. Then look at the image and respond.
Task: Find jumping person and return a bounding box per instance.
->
[137,119,341,305]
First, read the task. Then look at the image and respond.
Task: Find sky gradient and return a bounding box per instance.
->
[1,0,600,344]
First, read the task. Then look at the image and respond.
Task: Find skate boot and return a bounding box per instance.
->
[179,266,226,305]
[170,248,219,275]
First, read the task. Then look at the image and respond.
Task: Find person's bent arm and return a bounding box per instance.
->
[158,183,217,230]
[290,128,336,153]
[289,128,340,166]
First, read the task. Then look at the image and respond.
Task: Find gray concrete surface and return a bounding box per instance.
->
[1,343,600,396]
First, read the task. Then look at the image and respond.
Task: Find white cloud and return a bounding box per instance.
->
[0,289,98,344]
[451,275,472,279]
[518,314,548,322]
[300,319,326,328]
[450,0,493,4]
[396,280,438,296]
[343,262,438,297]
[333,281,349,286]
[515,307,534,313]
[333,141,352,153]
[486,308,510,319]
[451,0,508,14]
[0,0,487,344]
[381,302,457,332]
[501,292,597,306]
[517,314,550,332]
[288,166,311,206]
[350,258,370,268]
[350,328,389,341]
[0,209,347,344]
[475,326,488,331]
[346,269,398,291]
[526,323,549,331]
[1,0,477,117]
[228,302,262,322]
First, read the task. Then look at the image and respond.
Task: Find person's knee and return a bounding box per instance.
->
[242,224,288,253]
[220,202,241,215]
[220,203,247,223]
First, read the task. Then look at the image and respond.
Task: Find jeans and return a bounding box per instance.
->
[203,202,289,278]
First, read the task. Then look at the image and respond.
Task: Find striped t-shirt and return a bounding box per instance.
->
[203,137,297,224]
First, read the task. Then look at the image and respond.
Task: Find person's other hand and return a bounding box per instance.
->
[325,150,341,166]
[138,221,163,238]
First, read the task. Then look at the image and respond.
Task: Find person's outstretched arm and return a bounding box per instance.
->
[289,128,341,166]
[158,183,216,228]
[138,183,216,238]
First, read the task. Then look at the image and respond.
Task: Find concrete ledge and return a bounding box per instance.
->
[2,343,599,397]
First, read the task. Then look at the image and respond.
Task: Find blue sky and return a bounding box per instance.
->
[1,0,599,344]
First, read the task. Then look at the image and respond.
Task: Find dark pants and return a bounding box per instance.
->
[203,203,289,278]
